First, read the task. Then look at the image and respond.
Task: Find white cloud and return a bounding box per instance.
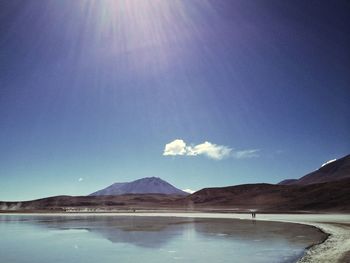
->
[163,139,259,160]
[187,141,232,160]
[182,189,196,194]
[163,139,187,156]
[321,159,336,167]
[163,139,231,160]
[78,178,83,182]
[234,149,260,159]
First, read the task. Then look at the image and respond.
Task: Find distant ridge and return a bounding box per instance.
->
[89,177,188,196]
[181,178,350,212]
[278,179,298,185]
[278,154,350,185]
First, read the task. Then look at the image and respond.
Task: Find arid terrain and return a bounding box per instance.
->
[1,178,349,213]
[1,155,349,213]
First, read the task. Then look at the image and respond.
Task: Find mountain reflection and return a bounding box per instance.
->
[82,216,195,248]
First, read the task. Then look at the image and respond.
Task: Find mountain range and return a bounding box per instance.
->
[1,154,349,212]
[181,155,350,212]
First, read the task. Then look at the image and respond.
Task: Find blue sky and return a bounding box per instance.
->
[0,0,349,200]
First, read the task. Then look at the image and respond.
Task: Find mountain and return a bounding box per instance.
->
[278,154,350,185]
[89,177,188,196]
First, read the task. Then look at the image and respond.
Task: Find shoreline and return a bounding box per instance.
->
[1,212,349,263]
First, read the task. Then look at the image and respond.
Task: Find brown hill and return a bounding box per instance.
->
[278,154,350,185]
[178,178,350,212]
[1,179,349,212]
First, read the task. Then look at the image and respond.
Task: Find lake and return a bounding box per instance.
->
[0,214,325,263]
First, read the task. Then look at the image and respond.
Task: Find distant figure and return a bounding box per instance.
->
[251,211,256,219]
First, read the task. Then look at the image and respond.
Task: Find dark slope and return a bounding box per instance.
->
[279,154,350,185]
[180,178,350,212]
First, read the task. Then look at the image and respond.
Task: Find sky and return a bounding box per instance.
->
[0,0,349,201]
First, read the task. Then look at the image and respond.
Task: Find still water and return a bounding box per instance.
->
[0,215,324,263]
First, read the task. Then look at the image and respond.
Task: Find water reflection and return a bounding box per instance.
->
[0,215,324,249]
